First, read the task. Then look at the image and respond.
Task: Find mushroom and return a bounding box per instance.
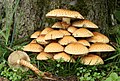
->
[30,39,37,44]
[8,51,55,80]
[41,27,54,35]
[37,52,53,60]
[67,26,77,34]
[36,35,49,45]
[58,35,77,45]
[52,22,63,29]
[46,9,84,24]
[30,31,41,38]
[45,30,64,40]
[52,22,70,29]
[64,43,88,55]
[89,43,115,52]
[80,54,104,65]
[23,43,43,52]
[72,19,98,28]
[59,29,71,36]
[72,28,94,37]
[53,52,75,62]
[44,43,64,53]
[87,32,109,43]
[77,39,90,47]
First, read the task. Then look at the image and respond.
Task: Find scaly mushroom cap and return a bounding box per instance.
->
[64,43,89,55]
[30,31,41,38]
[36,35,49,45]
[77,39,90,47]
[46,9,84,19]
[52,22,63,29]
[89,43,115,52]
[53,52,75,62]
[44,43,64,52]
[67,26,77,34]
[41,27,54,35]
[59,30,71,36]
[80,54,104,65]
[87,32,109,43]
[37,52,53,60]
[23,43,43,52]
[8,51,30,71]
[45,30,64,40]
[72,28,94,37]
[58,36,77,45]
[72,19,98,28]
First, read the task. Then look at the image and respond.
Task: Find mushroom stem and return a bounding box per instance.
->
[18,59,55,80]
[62,18,71,24]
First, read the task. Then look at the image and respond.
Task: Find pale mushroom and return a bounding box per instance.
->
[23,43,43,52]
[64,43,88,55]
[80,54,104,65]
[44,43,64,53]
[36,35,49,45]
[41,27,54,35]
[53,52,75,62]
[72,19,98,28]
[77,39,90,47]
[58,35,77,45]
[30,31,41,38]
[46,9,84,24]
[87,32,109,43]
[72,28,94,37]
[89,43,115,52]
[45,30,64,40]
[8,51,55,80]
[37,52,53,60]
[67,26,77,34]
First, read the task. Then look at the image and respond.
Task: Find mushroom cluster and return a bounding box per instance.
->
[23,9,115,65]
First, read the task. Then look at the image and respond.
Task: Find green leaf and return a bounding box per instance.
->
[116,77,120,81]
[105,77,112,81]
[110,72,118,80]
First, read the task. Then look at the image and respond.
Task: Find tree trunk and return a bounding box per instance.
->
[1,0,117,38]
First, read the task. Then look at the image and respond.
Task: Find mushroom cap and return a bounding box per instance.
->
[87,32,109,43]
[67,26,77,34]
[52,22,69,29]
[36,35,49,45]
[77,39,90,47]
[30,31,41,38]
[37,52,53,60]
[45,30,64,40]
[64,43,89,55]
[72,19,98,28]
[53,52,75,62]
[59,30,71,36]
[41,27,54,35]
[52,22,63,29]
[72,28,94,37]
[44,43,64,52]
[30,39,37,44]
[80,54,104,65]
[23,43,43,52]
[8,51,30,71]
[46,9,84,19]
[61,22,70,29]
[89,43,115,52]
[58,36,77,45]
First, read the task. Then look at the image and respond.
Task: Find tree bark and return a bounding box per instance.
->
[1,0,117,38]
